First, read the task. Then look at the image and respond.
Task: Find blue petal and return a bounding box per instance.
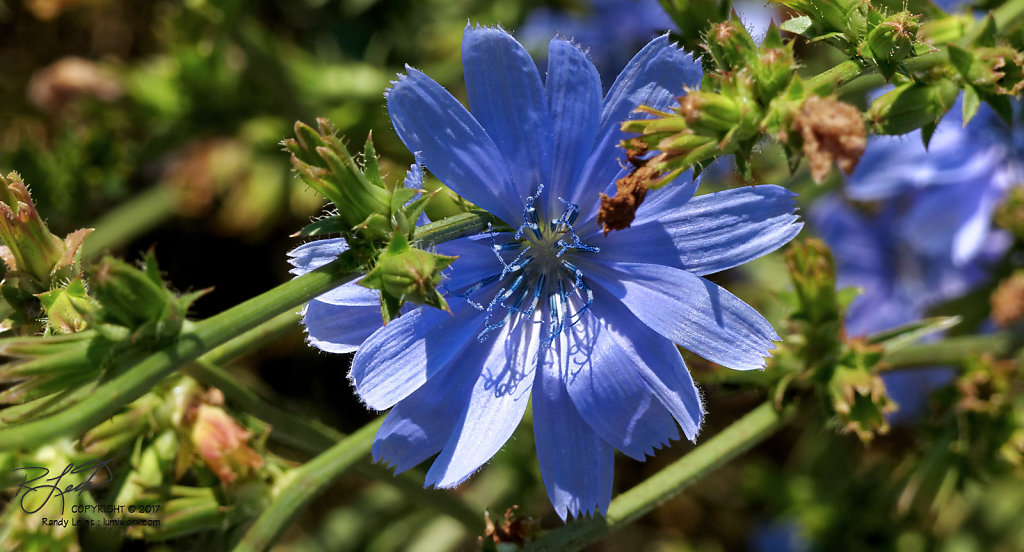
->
[585,261,779,371]
[302,300,382,354]
[287,238,348,276]
[596,297,705,441]
[386,68,521,224]
[593,185,802,276]
[372,352,478,473]
[463,25,552,203]
[573,35,702,219]
[350,296,487,410]
[288,238,379,306]
[559,298,680,460]
[533,347,614,520]
[424,323,541,488]
[544,37,602,217]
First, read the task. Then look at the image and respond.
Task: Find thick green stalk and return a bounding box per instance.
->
[233,418,384,552]
[0,212,498,451]
[82,185,178,259]
[524,402,793,552]
[804,58,868,92]
[880,331,1020,369]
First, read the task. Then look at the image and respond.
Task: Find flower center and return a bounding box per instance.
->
[451,186,599,347]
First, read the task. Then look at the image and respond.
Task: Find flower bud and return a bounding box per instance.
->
[284,120,392,236]
[89,251,206,340]
[147,486,226,539]
[949,45,1024,97]
[751,28,798,102]
[0,172,68,289]
[866,80,959,136]
[704,18,758,72]
[360,233,457,322]
[786,239,839,325]
[36,277,96,334]
[661,0,732,53]
[190,404,264,485]
[866,11,920,78]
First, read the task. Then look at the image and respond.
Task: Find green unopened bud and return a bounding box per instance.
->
[786,238,839,325]
[36,277,96,334]
[115,430,178,506]
[866,11,920,78]
[704,18,758,72]
[751,27,798,101]
[89,252,205,339]
[995,187,1024,238]
[775,0,865,38]
[661,0,733,53]
[949,45,1024,96]
[0,173,64,285]
[360,233,457,322]
[284,120,391,236]
[867,80,959,136]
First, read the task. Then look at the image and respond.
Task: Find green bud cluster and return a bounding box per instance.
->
[623,22,799,181]
[286,119,458,321]
[624,22,869,184]
[286,119,434,246]
[287,120,468,321]
[777,239,898,442]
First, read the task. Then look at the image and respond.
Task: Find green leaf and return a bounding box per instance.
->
[867,316,961,349]
[962,85,981,125]
[947,44,975,77]
[362,133,384,189]
[780,16,813,36]
[294,216,349,237]
[982,92,1015,124]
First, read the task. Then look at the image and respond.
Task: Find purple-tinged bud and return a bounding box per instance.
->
[704,18,758,72]
[0,172,67,289]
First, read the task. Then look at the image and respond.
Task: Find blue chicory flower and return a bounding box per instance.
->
[290,25,802,519]
[811,101,1022,416]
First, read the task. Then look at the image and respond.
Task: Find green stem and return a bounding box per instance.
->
[880,331,1021,369]
[804,59,868,92]
[82,186,178,260]
[524,402,794,552]
[233,418,384,552]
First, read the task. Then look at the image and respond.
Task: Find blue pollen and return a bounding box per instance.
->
[447,186,599,347]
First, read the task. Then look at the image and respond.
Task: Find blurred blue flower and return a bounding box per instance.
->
[518,0,777,82]
[811,101,1022,415]
[291,25,801,519]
